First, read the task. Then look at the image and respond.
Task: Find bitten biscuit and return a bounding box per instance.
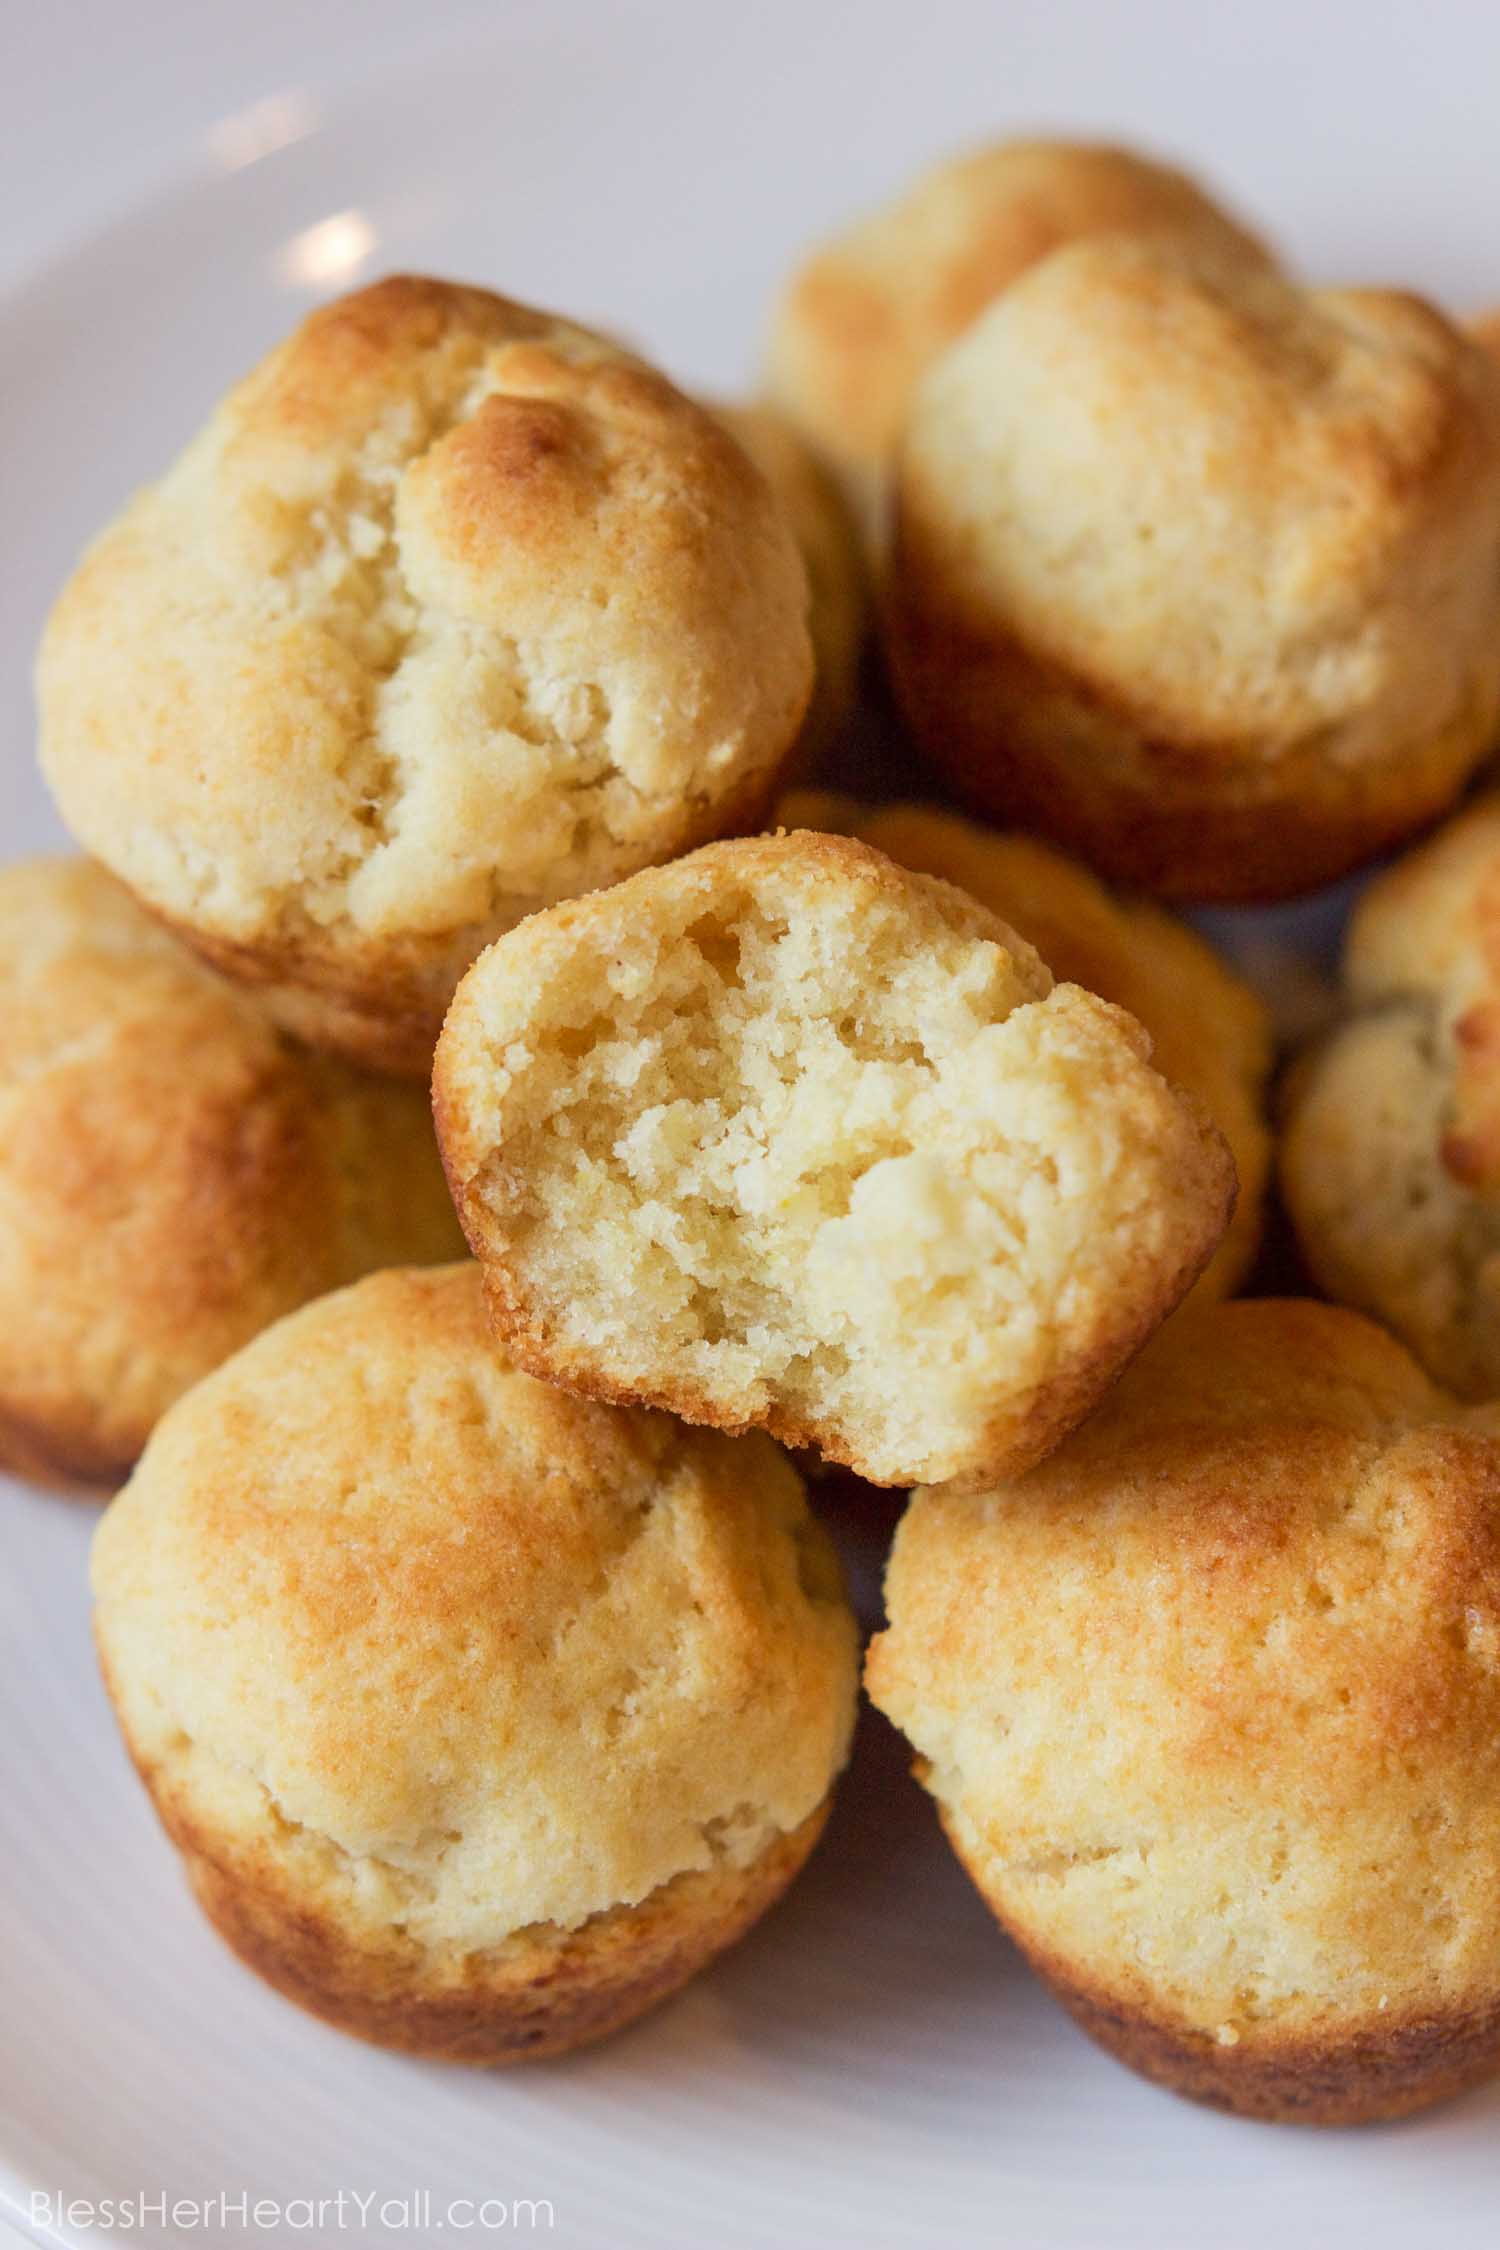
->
[1282,792,1500,1396]
[433,831,1234,1490]
[38,277,814,1075]
[0,857,463,1488]
[868,1299,1500,2124]
[779,794,1271,1299]
[765,137,1267,524]
[889,236,1500,900]
[712,405,866,773]
[92,1264,858,2062]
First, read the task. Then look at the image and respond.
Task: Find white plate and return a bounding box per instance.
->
[6,6,1500,2244]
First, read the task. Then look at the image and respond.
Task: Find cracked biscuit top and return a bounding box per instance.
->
[1283,792,1500,1397]
[37,277,814,1075]
[90,1264,858,1949]
[868,1298,1500,2054]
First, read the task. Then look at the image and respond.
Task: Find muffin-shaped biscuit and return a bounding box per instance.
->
[766,137,1267,523]
[92,1264,857,2062]
[712,405,866,768]
[0,857,463,1488]
[1282,792,1500,1396]
[889,237,1500,900]
[869,1299,1500,2124]
[779,793,1272,1298]
[434,831,1234,1489]
[38,277,813,1076]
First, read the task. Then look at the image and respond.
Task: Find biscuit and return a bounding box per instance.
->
[0,857,464,1489]
[779,793,1271,1299]
[1282,792,1500,1396]
[92,1264,858,2061]
[867,1298,1500,2124]
[38,277,814,1076]
[433,830,1234,1489]
[765,137,1267,525]
[888,236,1500,899]
[712,404,866,769]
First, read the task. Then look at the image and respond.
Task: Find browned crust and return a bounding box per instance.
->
[941,1812,1500,2125]
[135,1721,830,2063]
[148,910,466,1083]
[768,144,1270,484]
[885,539,1497,904]
[0,1397,132,1496]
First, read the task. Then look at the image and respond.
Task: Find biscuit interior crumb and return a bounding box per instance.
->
[446,841,1225,1484]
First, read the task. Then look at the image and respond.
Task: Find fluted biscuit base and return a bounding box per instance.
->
[945,1818,1500,2127]
[164,1791,830,2066]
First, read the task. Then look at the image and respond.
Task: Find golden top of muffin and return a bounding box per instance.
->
[779,794,1271,1298]
[0,857,462,1484]
[1282,794,1500,1396]
[868,1298,1500,2046]
[92,1264,858,1949]
[434,829,1234,1489]
[37,277,813,1071]
[766,137,1267,498]
[896,235,1500,763]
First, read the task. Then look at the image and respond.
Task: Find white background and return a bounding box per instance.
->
[8,0,1500,303]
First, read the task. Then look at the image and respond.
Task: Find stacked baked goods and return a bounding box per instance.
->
[17,132,1500,2123]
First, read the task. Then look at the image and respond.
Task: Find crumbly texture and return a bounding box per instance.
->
[867,1299,1500,2123]
[888,236,1500,900]
[712,404,867,772]
[1283,793,1500,1397]
[92,1264,857,2059]
[434,831,1234,1489]
[0,858,463,1488]
[765,136,1267,522]
[37,277,814,1075]
[779,793,1271,1299]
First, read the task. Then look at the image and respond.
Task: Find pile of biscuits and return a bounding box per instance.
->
[15,132,1500,2127]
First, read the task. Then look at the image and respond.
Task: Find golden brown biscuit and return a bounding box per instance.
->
[868,1299,1500,2124]
[433,830,1234,1489]
[888,236,1500,900]
[712,404,867,771]
[0,857,463,1489]
[779,793,1271,1298]
[1282,792,1500,1396]
[765,137,1268,525]
[92,1264,857,2061]
[38,277,813,1076]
